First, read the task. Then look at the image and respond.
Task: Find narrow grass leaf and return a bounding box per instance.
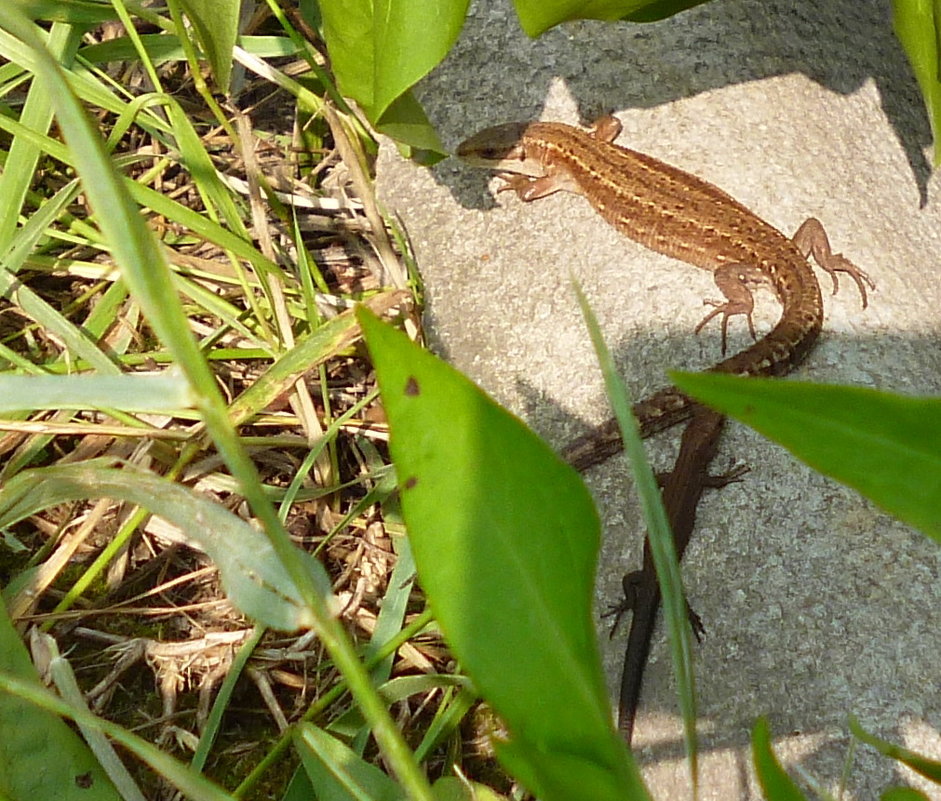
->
[35,631,146,801]
[0,267,120,374]
[1,177,83,274]
[849,715,941,782]
[190,626,265,773]
[575,282,698,776]
[294,723,404,801]
[0,27,172,136]
[0,374,194,413]
[671,373,941,541]
[228,291,403,426]
[0,21,77,249]
[78,34,302,66]
[15,1,119,25]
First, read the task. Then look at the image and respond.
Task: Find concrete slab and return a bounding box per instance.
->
[377,0,941,796]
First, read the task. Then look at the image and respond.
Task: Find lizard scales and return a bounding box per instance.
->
[458,118,868,457]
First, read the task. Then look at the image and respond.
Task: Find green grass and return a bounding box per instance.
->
[0,5,434,799]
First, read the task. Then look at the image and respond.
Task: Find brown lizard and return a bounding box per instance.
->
[458,116,872,468]
[458,117,871,742]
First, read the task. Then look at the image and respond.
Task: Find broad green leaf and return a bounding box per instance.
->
[849,715,941,783]
[513,0,709,36]
[358,307,646,801]
[496,740,649,801]
[671,372,941,542]
[0,464,332,631]
[622,0,712,22]
[893,1,941,164]
[0,668,235,801]
[319,0,456,147]
[0,600,121,801]
[372,91,443,156]
[177,0,240,92]
[752,717,807,801]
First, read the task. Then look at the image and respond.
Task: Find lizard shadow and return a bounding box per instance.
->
[506,328,941,790]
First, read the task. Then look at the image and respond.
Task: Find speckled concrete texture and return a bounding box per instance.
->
[377,1,941,796]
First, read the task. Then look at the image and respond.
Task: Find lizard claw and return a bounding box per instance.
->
[603,569,643,637]
[816,252,875,307]
[694,298,758,355]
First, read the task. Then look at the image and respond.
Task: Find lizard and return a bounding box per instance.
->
[457,116,873,470]
[457,116,872,742]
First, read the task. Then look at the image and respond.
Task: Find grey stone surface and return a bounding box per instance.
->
[377,0,941,796]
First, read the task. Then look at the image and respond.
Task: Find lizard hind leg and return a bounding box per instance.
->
[693,263,763,354]
[791,217,875,307]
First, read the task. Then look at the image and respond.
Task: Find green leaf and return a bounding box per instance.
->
[495,738,651,801]
[14,0,119,25]
[849,715,941,783]
[294,723,404,801]
[372,91,444,157]
[430,776,507,801]
[0,464,331,631]
[319,0,461,144]
[893,0,941,165]
[0,374,194,413]
[33,632,146,801]
[78,34,301,66]
[0,668,235,801]
[358,307,647,801]
[513,0,710,36]
[622,0,712,22]
[575,283,697,776]
[881,789,931,801]
[670,372,941,542]
[177,0,240,93]
[751,717,808,801]
[0,600,121,801]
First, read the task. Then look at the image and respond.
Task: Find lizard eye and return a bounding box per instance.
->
[495,144,526,161]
